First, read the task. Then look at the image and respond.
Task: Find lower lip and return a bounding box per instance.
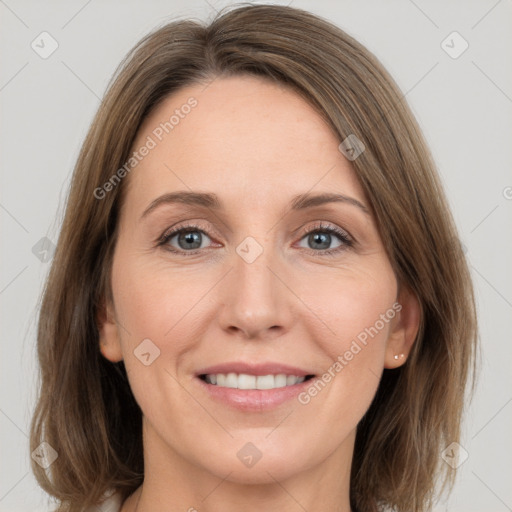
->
[195,376,314,411]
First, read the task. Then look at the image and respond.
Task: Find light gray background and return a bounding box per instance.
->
[1,1,511,511]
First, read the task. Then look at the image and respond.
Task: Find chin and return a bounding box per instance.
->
[189,438,322,485]
[210,458,308,485]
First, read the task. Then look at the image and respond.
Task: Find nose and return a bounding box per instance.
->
[217,237,294,340]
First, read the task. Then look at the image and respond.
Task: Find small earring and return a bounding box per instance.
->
[394,353,404,360]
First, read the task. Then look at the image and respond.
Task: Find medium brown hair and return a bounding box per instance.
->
[30,4,478,511]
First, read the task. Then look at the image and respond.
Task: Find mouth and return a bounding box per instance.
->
[198,372,315,390]
[194,362,316,411]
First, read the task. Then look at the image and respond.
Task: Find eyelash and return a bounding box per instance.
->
[156,221,354,257]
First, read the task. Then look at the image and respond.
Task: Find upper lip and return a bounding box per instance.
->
[196,362,314,377]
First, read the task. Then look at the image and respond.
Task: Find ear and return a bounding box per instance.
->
[97,296,123,363]
[384,284,421,369]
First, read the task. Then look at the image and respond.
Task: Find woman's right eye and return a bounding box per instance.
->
[158,224,215,255]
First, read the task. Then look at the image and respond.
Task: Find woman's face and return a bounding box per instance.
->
[99,75,418,485]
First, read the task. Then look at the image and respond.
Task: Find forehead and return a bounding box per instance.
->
[123,75,365,216]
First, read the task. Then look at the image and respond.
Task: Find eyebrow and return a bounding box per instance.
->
[139,190,370,221]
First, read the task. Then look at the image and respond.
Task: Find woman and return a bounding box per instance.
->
[30,4,477,512]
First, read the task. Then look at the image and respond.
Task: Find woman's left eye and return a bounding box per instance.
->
[157,222,353,256]
[296,222,353,255]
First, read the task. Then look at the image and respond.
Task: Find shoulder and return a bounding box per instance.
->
[84,490,123,512]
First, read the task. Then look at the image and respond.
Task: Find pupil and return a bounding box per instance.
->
[311,232,330,250]
[179,231,201,250]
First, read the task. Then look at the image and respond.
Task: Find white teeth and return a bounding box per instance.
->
[275,374,287,388]
[237,373,256,389]
[225,373,238,388]
[286,375,297,386]
[203,373,307,389]
[256,375,275,390]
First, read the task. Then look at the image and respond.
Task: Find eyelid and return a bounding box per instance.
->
[294,221,354,256]
[156,220,217,245]
[296,221,353,243]
[156,219,354,255]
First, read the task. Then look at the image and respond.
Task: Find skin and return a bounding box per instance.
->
[98,75,420,512]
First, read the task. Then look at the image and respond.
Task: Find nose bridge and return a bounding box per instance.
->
[218,232,291,338]
[235,234,275,297]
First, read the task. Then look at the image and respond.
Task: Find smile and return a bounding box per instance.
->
[200,373,313,389]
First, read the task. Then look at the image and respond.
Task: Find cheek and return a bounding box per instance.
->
[296,266,397,414]
[111,251,211,352]
[111,254,200,423]
[110,251,222,412]
[309,265,397,357]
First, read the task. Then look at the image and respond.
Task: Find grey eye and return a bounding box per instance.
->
[170,229,211,250]
[298,231,343,251]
